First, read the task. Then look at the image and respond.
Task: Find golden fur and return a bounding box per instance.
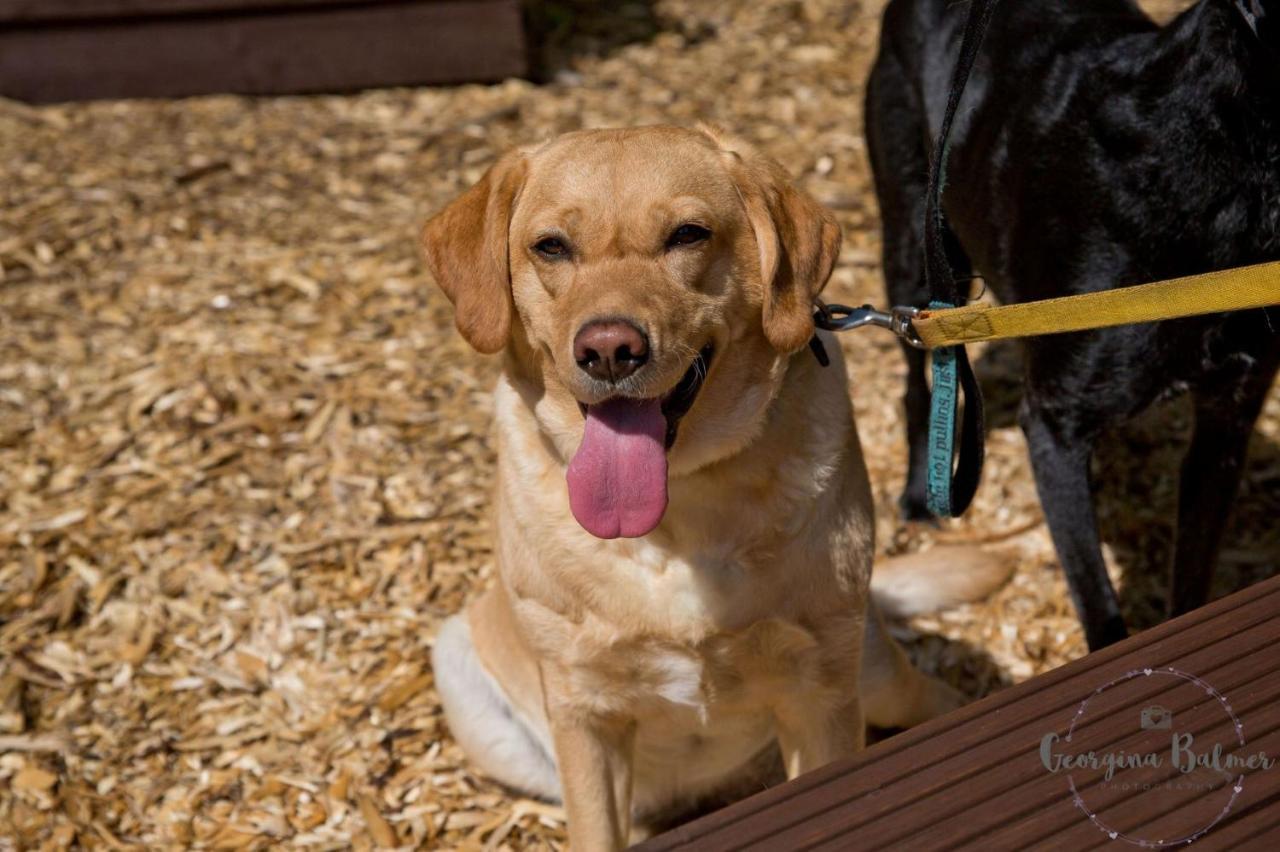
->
[423,126,1009,849]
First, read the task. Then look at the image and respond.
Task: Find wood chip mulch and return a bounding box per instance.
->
[2,0,1274,848]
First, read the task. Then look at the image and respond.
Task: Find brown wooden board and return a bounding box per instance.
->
[0,0,526,103]
[638,576,1280,850]
[0,0,392,24]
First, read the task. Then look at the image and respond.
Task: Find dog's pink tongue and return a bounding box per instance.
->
[567,398,668,539]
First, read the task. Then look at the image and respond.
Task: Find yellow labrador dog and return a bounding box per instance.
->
[424,126,1008,849]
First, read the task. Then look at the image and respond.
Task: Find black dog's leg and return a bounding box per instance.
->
[1170,352,1280,616]
[1020,396,1128,650]
[866,47,936,521]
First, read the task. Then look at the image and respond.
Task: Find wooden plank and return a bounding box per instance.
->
[0,0,394,25]
[0,0,526,103]
[839,623,1280,849]
[638,575,1280,850]
[969,663,1280,849]
[641,579,1280,850]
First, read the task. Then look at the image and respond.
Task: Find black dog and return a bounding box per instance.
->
[866,0,1279,649]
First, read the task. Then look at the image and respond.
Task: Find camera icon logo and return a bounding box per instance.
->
[1140,704,1173,730]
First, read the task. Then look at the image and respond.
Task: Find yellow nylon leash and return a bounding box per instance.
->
[812,258,1280,518]
[911,260,1280,348]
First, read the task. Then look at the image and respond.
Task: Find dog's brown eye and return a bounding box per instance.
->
[667,224,711,248]
[533,237,570,258]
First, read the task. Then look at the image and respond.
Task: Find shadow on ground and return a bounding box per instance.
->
[901,629,1014,704]
[1094,397,1280,634]
[524,0,661,79]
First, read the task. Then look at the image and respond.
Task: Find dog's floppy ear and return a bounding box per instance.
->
[421,150,527,354]
[709,129,842,354]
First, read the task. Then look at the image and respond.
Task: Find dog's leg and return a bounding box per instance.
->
[861,598,964,729]
[1170,353,1280,615]
[774,692,864,780]
[1020,396,1128,650]
[867,49,935,522]
[546,692,636,852]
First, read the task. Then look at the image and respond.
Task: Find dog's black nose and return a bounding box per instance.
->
[574,320,649,383]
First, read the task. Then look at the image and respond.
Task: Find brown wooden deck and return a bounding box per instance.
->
[639,575,1280,850]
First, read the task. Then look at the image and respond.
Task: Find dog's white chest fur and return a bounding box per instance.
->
[512,585,844,811]
[508,533,846,705]
[473,368,870,817]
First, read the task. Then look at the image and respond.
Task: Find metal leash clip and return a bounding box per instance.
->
[812,302,925,348]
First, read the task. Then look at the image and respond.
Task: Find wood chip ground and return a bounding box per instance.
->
[2,0,1275,849]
